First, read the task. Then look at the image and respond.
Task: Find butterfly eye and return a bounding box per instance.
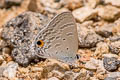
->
[36,40,44,47]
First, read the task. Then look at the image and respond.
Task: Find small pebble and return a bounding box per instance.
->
[85,60,97,70]
[61,71,74,80]
[0,39,7,48]
[0,55,4,65]
[103,57,120,71]
[103,54,118,58]
[2,47,11,54]
[109,41,120,54]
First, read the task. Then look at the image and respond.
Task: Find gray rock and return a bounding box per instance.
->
[95,24,113,38]
[103,57,120,71]
[77,23,103,48]
[1,11,49,66]
[109,35,120,41]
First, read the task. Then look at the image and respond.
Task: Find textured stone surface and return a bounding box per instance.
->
[103,57,120,71]
[97,5,120,20]
[109,41,120,54]
[72,7,97,22]
[1,11,49,66]
[3,61,18,79]
[95,23,113,38]
[77,23,103,48]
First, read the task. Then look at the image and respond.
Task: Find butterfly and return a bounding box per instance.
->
[31,12,79,65]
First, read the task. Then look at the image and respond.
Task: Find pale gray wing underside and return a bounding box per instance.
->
[33,12,78,64]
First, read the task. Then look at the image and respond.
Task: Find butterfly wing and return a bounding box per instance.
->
[32,12,78,64]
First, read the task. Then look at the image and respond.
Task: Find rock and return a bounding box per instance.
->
[0,55,4,65]
[48,77,59,80]
[105,0,120,7]
[90,77,99,80]
[77,23,103,48]
[0,38,7,48]
[103,54,118,58]
[95,23,113,38]
[1,11,49,66]
[107,72,120,78]
[109,35,120,41]
[96,18,120,37]
[3,62,18,79]
[61,71,75,80]
[72,7,97,22]
[0,0,23,8]
[0,61,18,79]
[2,47,11,55]
[74,69,90,80]
[84,0,101,8]
[28,0,44,13]
[31,67,43,72]
[104,77,116,80]
[109,41,120,54]
[42,62,68,78]
[61,70,90,80]
[85,59,97,70]
[90,58,106,76]
[85,58,105,75]
[40,0,61,9]
[112,18,120,34]
[84,58,106,76]
[18,67,30,74]
[103,57,120,71]
[94,42,109,58]
[0,66,5,77]
[96,5,120,21]
[60,0,83,10]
